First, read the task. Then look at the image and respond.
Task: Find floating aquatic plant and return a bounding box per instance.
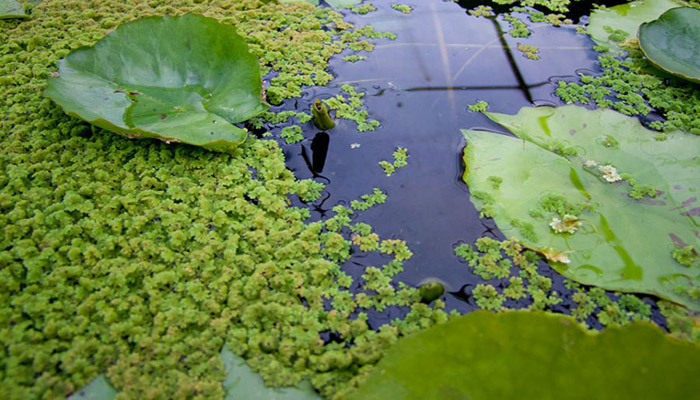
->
[221,347,321,400]
[638,7,700,84]
[587,0,680,54]
[0,0,28,19]
[67,375,117,400]
[44,14,268,153]
[461,105,700,310]
[347,311,700,400]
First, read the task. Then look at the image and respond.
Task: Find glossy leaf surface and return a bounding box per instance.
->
[638,7,700,84]
[461,106,700,310]
[45,14,268,153]
[588,0,679,53]
[0,0,28,19]
[66,375,117,400]
[221,347,321,400]
[348,311,700,400]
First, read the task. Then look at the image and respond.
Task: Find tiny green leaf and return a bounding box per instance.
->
[347,311,700,400]
[44,14,268,153]
[638,7,700,84]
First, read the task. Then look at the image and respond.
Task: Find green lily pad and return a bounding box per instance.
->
[66,375,117,400]
[0,0,29,19]
[281,0,320,5]
[347,311,700,400]
[325,0,363,9]
[587,0,679,54]
[638,7,700,84]
[461,106,700,310]
[221,346,321,400]
[44,14,268,153]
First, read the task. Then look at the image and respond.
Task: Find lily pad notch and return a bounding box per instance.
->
[45,14,269,153]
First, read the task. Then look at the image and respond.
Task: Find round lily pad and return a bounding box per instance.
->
[638,7,700,84]
[347,311,700,400]
[45,14,268,153]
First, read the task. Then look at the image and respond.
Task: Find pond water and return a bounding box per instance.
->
[263,0,665,327]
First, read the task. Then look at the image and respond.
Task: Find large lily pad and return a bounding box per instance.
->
[587,0,679,54]
[638,7,700,84]
[221,346,321,400]
[44,14,268,153]
[461,106,700,310]
[347,311,700,400]
[0,0,29,19]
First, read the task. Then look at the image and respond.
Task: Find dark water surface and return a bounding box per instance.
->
[270,0,663,326]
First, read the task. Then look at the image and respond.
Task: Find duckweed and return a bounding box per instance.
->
[555,52,700,135]
[349,3,377,15]
[517,43,540,60]
[378,147,408,177]
[342,55,368,62]
[280,125,304,144]
[324,85,382,132]
[467,100,490,112]
[391,4,413,14]
[455,238,656,327]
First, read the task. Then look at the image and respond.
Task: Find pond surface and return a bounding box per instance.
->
[267,0,668,325]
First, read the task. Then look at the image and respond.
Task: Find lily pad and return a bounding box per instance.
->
[221,346,321,400]
[347,311,700,400]
[280,0,320,5]
[44,14,268,153]
[461,106,700,310]
[638,7,700,84]
[325,0,363,9]
[587,0,679,53]
[66,375,117,400]
[0,0,29,19]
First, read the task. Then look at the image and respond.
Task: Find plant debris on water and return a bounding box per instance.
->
[1,0,700,398]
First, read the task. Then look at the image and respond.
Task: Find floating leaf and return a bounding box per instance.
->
[45,14,268,153]
[221,346,321,400]
[0,0,29,19]
[587,0,679,53]
[325,0,362,9]
[461,106,700,310]
[347,311,700,400]
[638,7,700,84]
[66,375,117,400]
[280,0,320,5]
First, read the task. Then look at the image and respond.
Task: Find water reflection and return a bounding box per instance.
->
[283,0,604,315]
